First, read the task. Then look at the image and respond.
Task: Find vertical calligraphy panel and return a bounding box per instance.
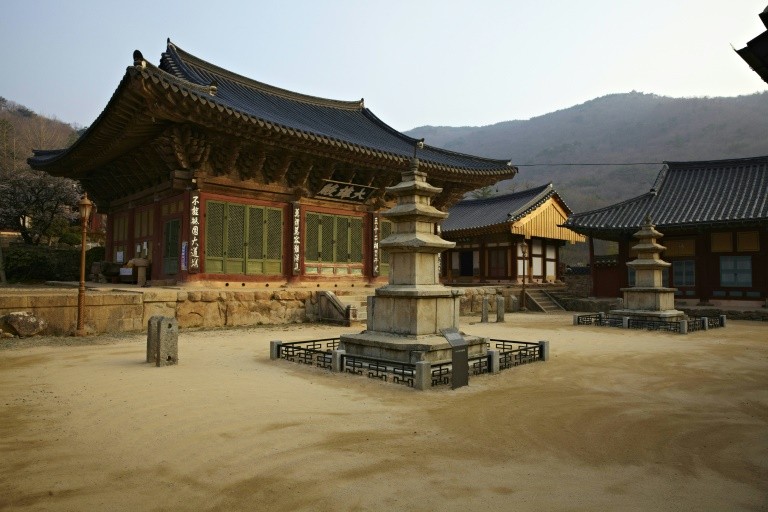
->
[189,191,200,273]
[292,202,301,275]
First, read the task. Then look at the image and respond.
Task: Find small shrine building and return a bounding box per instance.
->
[29,41,516,286]
[440,183,584,283]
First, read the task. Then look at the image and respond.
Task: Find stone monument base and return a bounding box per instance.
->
[608,309,686,322]
[339,331,487,364]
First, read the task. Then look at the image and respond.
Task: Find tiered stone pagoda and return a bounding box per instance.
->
[609,216,684,322]
[339,160,487,363]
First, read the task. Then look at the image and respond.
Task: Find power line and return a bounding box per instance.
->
[515,162,662,167]
[514,162,663,167]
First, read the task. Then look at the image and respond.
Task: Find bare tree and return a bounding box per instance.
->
[0,168,81,245]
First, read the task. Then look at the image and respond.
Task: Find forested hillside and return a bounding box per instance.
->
[407,91,768,212]
[0,96,80,173]
[0,97,83,244]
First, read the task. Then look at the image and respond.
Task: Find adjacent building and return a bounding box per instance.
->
[29,40,516,286]
[563,156,768,304]
[440,183,584,283]
[736,6,768,84]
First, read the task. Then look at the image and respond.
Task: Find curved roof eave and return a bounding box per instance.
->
[30,42,518,183]
[161,41,516,177]
[28,67,140,171]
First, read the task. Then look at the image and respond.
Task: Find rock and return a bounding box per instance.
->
[4,312,47,337]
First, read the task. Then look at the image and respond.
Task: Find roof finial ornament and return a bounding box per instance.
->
[209,80,218,96]
[133,50,146,69]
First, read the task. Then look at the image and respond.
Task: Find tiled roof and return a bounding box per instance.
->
[563,155,768,235]
[157,41,514,173]
[442,183,556,233]
[736,7,768,84]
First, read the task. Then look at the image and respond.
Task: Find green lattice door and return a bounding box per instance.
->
[246,206,282,274]
[304,212,363,275]
[205,201,282,275]
[163,218,180,275]
[225,204,246,273]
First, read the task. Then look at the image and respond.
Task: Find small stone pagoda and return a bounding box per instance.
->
[609,216,684,321]
[339,160,487,363]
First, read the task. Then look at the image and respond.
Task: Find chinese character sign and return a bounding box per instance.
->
[292,203,301,275]
[315,180,374,203]
[189,191,200,273]
[372,215,379,277]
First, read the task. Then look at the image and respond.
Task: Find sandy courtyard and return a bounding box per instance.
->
[1,312,766,511]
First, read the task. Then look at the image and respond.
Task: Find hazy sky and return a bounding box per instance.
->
[1,0,766,131]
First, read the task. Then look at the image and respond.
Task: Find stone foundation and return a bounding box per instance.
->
[338,331,487,364]
[0,288,317,335]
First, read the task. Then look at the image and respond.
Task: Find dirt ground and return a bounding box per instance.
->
[0,312,766,511]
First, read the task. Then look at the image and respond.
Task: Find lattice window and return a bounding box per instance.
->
[720,255,752,287]
[305,213,320,262]
[266,208,282,260]
[227,204,245,260]
[304,212,363,264]
[206,201,282,275]
[206,202,225,258]
[248,207,264,260]
[321,215,334,262]
[350,217,363,263]
[336,217,349,262]
[672,260,695,287]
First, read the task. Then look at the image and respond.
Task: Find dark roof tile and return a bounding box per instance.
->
[442,183,556,232]
[563,155,768,234]
[159,42,513,173]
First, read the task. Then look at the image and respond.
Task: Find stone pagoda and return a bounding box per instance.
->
[609,216,684,322]
[339,159,487,363]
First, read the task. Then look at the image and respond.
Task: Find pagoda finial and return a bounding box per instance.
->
[412,138,424,159]
[643,214,653,226]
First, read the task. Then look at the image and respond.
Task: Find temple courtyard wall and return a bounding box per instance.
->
[1,284,764,336]
[0,285,523,336]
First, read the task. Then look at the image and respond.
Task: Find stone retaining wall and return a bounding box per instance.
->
[564,274,592,298]
[0,291,144,335]
[0,289,318,335]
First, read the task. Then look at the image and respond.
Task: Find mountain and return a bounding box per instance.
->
[406,91,768,213]
[0,96,80,174]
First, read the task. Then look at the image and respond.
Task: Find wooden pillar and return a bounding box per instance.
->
[588,235,596,296]
[695,232,711,304]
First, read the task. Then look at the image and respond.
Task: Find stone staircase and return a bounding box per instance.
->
[524,289,566,313]
[335,289,375,322]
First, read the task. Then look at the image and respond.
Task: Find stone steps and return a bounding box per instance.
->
[336,291,375,322]
[525,289,565,313]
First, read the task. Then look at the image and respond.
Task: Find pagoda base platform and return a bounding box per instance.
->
[339,331,487,364]
[608,309,686,322]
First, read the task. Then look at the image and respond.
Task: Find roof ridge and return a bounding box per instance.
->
[649,164,669,194]
[361,109,513,166]
[664,155,768,167]
[507,185,556,222]
[165,40,364,111]
[462,182,552,204]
